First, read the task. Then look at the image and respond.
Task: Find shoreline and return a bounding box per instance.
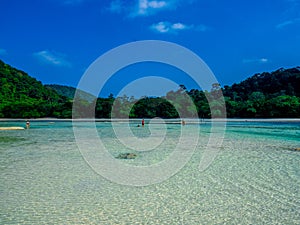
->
[0,118,300,123]
[0,126,25,130]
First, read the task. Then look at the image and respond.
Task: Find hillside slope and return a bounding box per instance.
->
[224,67,300,100]
[222,67,300,117]
[0,60,71,118]
[45,84,96,102]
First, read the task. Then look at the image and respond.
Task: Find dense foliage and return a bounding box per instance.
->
[1,59,299,118]
[223,67,300,118]
[91,68,300,118]
[0,60,72,118]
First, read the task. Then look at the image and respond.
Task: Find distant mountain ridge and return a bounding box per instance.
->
[45,84,77,99]
[45,84,96,102]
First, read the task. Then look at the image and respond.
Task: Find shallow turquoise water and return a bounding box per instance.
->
[0,120,299,224]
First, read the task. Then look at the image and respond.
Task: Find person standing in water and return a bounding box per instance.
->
[142,119,145,127]
[182,119,186,126]
[26,120,30,129]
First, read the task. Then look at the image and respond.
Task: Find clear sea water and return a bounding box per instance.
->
[0,120,299,224]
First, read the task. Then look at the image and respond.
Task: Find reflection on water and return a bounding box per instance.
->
[0,120,299,224]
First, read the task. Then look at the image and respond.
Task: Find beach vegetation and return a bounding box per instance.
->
[1,60,299,118]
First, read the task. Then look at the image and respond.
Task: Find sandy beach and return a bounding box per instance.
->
[1,119,299,224]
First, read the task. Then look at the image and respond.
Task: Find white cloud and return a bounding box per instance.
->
[260,58,269,63]
[150,21,206,34]
[171,23,187,30]
[0,48,7,55]
[151,22,171,33]
[276,20,294,29]
[243,58,269,64]
[33,50,72,67]
[108,0,185,17]
[276,18,300,29]
[136,0,168,16]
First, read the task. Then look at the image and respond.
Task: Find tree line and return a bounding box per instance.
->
[1,59,299,118]
[74,68,300,118]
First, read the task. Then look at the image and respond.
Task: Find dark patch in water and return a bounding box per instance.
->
[0,136,26,142]
[115,153,137,159]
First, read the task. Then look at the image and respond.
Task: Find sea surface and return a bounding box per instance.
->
[0,120,299,224]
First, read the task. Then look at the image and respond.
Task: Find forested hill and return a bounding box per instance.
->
[224,67,300,99]
[221,67,300,117]
[45,84,96,102]
[45,84,76,99]
[45,66,300,118]
[0,60,72,118]
[0,59,299,118]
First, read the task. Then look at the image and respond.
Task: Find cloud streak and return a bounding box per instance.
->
[33,50,72,67]
[242,58,269,64]
[150,21,207,34]
[108,0,191,17]
[134,0,170,16]
[276,18,300,29]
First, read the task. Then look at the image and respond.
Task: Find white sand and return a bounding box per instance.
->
[0,127,25,130]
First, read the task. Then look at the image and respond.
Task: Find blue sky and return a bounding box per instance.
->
[0,0,300,97]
